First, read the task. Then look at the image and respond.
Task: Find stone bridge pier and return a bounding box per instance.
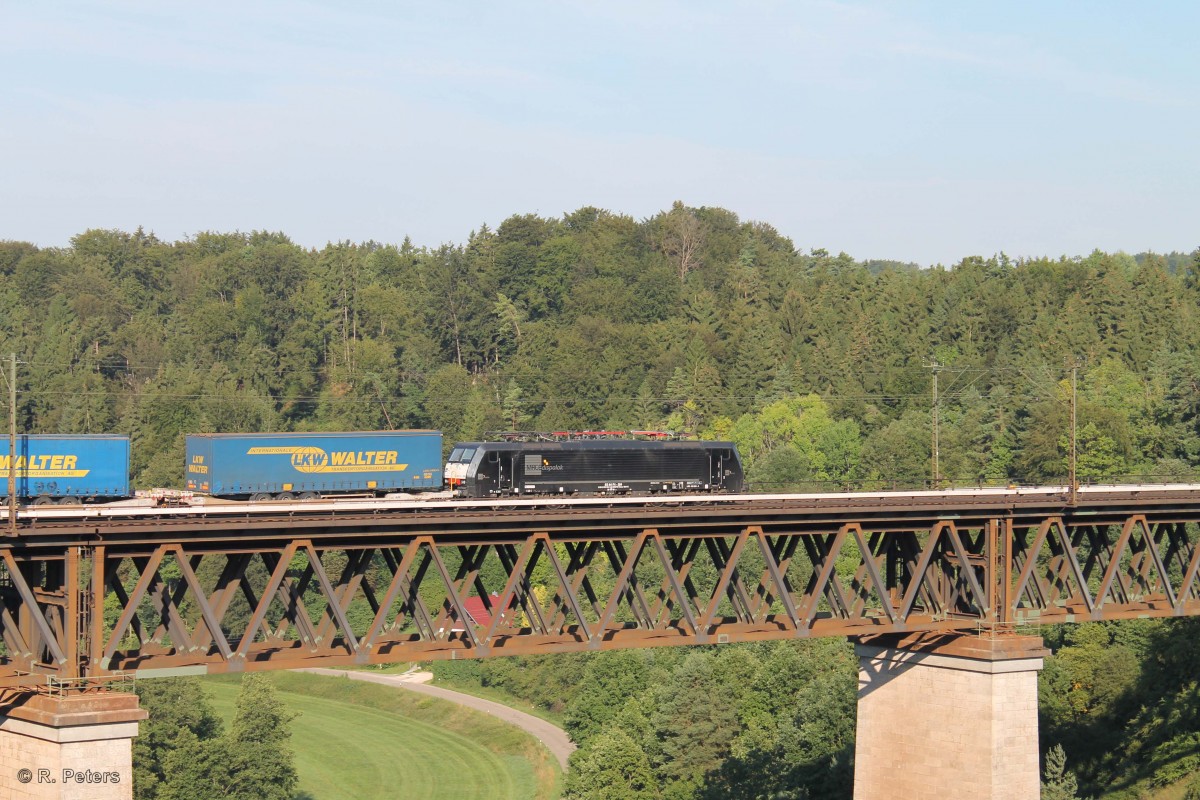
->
[853,632,1048,800]
[0,690,144,800]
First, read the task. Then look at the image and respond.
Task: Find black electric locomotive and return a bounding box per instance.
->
[444,439,744,497]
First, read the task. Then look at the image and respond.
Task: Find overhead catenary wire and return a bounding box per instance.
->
[17,388,1072,405]
[9,356,1070,379]
[8,355,1185,420]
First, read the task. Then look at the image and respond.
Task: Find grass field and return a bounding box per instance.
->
[206,673,561,800]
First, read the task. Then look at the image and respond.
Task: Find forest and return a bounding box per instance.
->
[432,617,1200,800]
[1,203,1197,491]
[2,204,1199,798]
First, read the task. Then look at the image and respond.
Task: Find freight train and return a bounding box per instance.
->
[0,432,743,503]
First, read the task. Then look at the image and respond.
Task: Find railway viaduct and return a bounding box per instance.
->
[2,483,1199,799]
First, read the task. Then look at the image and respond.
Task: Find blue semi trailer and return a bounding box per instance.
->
[185,431,443,499]
[0,434,131,504]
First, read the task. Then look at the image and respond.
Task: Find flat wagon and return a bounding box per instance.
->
[185,431,443,500]
[0,434,131,504]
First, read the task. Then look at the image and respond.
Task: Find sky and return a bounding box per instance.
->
[2,1,1197,266]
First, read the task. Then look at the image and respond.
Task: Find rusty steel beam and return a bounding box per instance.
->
[1,494,1200,685]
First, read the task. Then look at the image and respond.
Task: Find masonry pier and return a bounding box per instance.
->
[0,690,145,800]
[853,633,1048,800]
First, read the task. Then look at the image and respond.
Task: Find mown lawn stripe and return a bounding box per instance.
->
[205,676,537,800]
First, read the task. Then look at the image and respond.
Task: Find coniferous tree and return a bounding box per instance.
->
[158,675,298,800]
[133,679,223,800]
[1041,744,1084,800]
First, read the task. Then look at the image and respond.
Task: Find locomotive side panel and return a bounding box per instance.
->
[454,440,743,497]
[0,434,131,501]
[186,431,443,498]
[520,447,712,494]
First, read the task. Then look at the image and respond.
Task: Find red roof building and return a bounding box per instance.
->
[453,592,513,630]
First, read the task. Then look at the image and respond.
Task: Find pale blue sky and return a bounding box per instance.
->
[2,1,1197,265]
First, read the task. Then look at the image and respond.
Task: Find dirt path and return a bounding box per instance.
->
[297,668,575,771]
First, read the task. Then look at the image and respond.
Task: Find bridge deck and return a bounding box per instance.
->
[1,484,1198,688]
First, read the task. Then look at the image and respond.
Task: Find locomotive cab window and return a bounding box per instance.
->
[449,447,465,462]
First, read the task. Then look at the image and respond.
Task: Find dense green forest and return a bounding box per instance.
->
[4,205,1200,798]
[1,204,1198,490]
[434,617,1200,799]
[436,640,858,800]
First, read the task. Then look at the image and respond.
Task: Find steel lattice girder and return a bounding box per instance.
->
[2,507,1200,686]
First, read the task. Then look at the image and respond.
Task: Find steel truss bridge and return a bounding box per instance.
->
[2,484,1200,689]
